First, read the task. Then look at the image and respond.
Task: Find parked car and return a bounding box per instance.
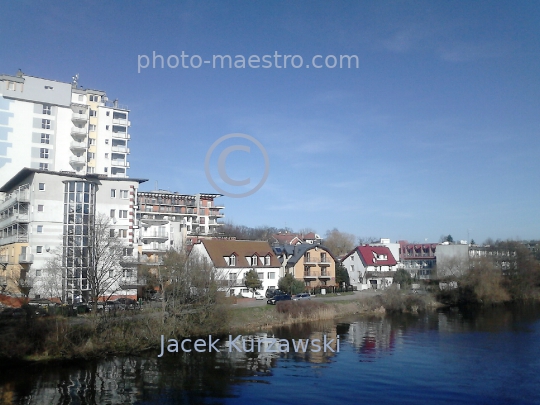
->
[265,289,284,298]
[292,293,311,301]
[267,294,292,305]
[113,298,139,309]
[254,291,265,300]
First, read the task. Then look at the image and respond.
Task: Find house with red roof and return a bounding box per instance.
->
[342,245,399,290]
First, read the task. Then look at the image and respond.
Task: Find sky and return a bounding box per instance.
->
[1,0,539,244]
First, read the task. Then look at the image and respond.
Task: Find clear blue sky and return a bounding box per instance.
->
[2,1,539,243]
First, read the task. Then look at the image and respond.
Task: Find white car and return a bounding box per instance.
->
[254,291,265,300]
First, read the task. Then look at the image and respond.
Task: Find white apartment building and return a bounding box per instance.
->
[0,169,146,303]
[0,70,131,187]
[134,191,225,263]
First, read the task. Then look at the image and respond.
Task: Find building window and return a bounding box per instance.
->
[89,138,95,145]
[40,148,49,159]
[45,86,53,90]
[89,95,99,102]
[105,139,109,144]
[41,119,51,129]
[110,209,115,218]
[104,167,108,173]
[89,124,96,131]
[105,153,109,159]
[120,190,129,199]
[268,272,276,279]
[87,167,95,174]
[37,225,43,233]
[230,255,236,266]
[89,109,97,117]
[119,229,127,238]
[36,269,42,277]
[40,133,50,144]
[36,246,43,254]
[37,204,44,212]
[43,105,51,115]
[265,255,271,266]
[106,111,110,116]
[39,163,49,171]
[110,189,116,198]
[38,183,45,191]
[119,210,128,219]
[8,82,15,90]
[110,229,115,237]
[251,255,258,266]
[87,152,94,162]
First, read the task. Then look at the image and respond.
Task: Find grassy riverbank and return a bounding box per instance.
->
[0,290,441,363]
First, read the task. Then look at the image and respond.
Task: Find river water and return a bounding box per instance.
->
[1,304,539,404]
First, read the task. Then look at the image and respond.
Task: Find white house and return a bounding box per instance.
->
[190,239,281,297]
[342,245,398,290]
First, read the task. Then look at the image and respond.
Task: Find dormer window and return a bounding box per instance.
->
[230,254,236,266]
[264,255,271,266]
[251,255,258,266]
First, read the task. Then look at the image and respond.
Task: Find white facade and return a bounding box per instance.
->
[0,169,146,302]
[191,240,280,297]
[342,246,399,290]
[0,71,131,188]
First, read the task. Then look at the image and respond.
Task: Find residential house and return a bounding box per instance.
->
[190,239,281,297]
[342,245,398,290]
[273,243,337,292]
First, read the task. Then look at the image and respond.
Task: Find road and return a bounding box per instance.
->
[233,290,383,308]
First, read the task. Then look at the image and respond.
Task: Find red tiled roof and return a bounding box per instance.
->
[356,246,397,266]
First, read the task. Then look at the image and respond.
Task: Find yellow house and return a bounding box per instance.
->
[274,243,337,292]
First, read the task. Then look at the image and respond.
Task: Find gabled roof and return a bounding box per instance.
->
[199,239,280,268]
[272,243,337,266]
[272,233,302,245]
[344,246,397,266]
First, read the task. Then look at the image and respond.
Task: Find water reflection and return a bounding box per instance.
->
[1,303,539,404]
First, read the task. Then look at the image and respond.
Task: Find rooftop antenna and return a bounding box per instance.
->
[71,73,79,88]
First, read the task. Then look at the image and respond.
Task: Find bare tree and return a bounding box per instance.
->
[36,251,64,302]
[323,228,357,257]
[86,213,127,307]
[435,256,469,279]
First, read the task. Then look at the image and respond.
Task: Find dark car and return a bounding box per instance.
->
[113,298,139,309]
[265,289,284,298]
[267,294,292,305]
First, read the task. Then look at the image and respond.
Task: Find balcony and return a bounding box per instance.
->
[112,145,130,154]
[318,271,331,280]
[110,172,127,178]
[208,210,224,217]
[71,127,87,141]
[71,113,88,123]
[0,234,28,246]
[141,232,168,242]
[141,243,169,253]
[303,272,317,281]
[208,221,224,227]
[140,216,169,226]
[0,189,30,212]
[111,160,130,167]
[112,132,130,140]
[112,118,130,126]
[18,254,34,264]
[69,156,86,166]
[0,213,29,230]
[70,141,87,151]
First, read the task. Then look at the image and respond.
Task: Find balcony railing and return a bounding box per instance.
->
[71,126,87,137]
[71,113,88,122]
[0,213,29,230]
[0,234,29,246]
[70,141,87,151]
[111,160,130,167]
[112,145,130,154]
[303,257,332,265]
[112,132,130,139]
[112,118,130,126]
[18,254,34,264]
[0,189,30,212]
[303,272,318,279]
[69,156,86,165]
